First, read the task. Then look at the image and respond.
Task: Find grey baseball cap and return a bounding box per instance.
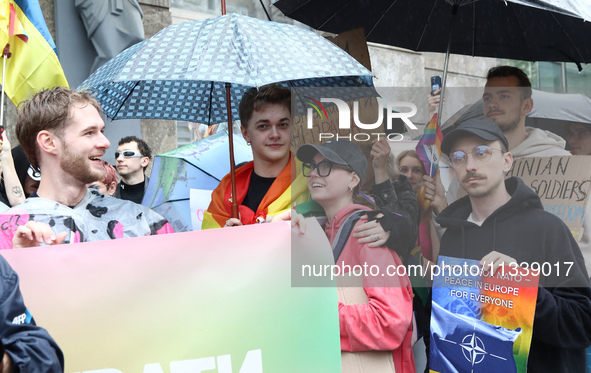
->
[296,140,367,182]
[441,119,509,155]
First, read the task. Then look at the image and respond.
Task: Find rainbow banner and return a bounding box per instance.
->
[1,222,341,372]
[416,112,444,177]
[0,0,68,105]
[430,256,539,373]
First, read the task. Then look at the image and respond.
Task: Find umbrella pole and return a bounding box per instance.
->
[220,2,239,218]
[0,53,6,132]
[225,83,239,219]
[437,4,459,128]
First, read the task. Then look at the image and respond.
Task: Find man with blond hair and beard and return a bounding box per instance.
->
[0,86,173,249]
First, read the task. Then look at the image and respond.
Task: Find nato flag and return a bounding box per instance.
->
[430,302,521,373]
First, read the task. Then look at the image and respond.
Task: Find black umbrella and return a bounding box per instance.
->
[274,0,591,123]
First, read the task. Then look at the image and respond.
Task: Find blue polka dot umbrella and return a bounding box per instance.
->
[79,13,375,218]
[78,13,374,126]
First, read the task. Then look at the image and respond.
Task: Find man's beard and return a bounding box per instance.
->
[486,108,521,134]
[495,116,520,133]
[60,144,104,184]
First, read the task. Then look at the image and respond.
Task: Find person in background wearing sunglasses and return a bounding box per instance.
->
[114,136,152,204]
[434,119,591,373]
[0,87,173,249]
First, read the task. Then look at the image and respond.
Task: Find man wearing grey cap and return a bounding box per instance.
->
[434,119,591,373]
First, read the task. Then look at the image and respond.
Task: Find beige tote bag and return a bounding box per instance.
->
[337,273,396,373]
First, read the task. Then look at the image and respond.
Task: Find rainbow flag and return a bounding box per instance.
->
[416,112,444,177]
[0,0,67,106]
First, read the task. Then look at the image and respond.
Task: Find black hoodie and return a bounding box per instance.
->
[436,177,591,373]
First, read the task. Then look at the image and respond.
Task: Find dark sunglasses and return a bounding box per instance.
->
[115,150,144,159]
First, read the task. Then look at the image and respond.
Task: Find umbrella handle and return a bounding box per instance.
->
[225,83,240,219]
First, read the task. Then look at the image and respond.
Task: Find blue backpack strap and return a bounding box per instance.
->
[331,210,370,262]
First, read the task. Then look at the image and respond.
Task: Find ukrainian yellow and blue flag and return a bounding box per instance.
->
[0,0,68,106]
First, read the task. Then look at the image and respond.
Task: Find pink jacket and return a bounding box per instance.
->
[326,204,415,373]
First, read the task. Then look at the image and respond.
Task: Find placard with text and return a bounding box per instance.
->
[430,256,539,373]
[506,155,591,241]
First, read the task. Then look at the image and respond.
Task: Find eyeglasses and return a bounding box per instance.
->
[115,150,144,159]
[302,161,353,177]
[449,145,504,168]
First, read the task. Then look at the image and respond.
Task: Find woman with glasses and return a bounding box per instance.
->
[295,140,415,373]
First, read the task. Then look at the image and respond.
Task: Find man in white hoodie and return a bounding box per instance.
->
[425,66,591,274]
[482,66,570,158]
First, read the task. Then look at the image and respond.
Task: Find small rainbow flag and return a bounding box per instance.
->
[416,112,444,177]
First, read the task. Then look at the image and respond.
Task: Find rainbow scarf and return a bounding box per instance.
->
[202,156,309,229]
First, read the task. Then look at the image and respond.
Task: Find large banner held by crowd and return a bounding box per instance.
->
[1,223,341,372]
[430,256,539,373]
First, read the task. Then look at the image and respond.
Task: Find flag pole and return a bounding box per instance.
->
[0,45,8,132]
[220,0,239,219]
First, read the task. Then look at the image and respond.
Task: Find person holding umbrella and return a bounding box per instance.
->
[202,84,304,228]
[0,86,174,249]
[202,85,417,254]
